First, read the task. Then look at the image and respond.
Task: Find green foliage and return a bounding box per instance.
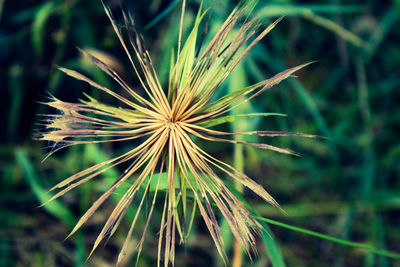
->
[15,149,75,227]
[1,0,400,266]
[32,2,55,56]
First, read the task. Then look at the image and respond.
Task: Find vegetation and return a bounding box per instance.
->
[1,0,399,266]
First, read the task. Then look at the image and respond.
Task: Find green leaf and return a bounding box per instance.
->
[168,48,175,100]
[198,113,286,128]
[148,172,170,192]
[171,3,207,92]
[259,222,286,267]
[15,149,75,227]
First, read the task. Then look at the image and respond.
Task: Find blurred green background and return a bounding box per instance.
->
[1,0,400,266]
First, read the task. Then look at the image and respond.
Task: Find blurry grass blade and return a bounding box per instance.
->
[185,200,197,239]
[145,0,180,30]
[290,78,333,140]
[257,4,363,17]
[301,11,368,49]
[168,48,175,100]
[15,149,75,227]
[229,61,247,267]
[32,2,55,56]
[8,65,23,139]
[365,9,398,62]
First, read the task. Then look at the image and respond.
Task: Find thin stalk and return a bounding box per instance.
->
[253,216,400,259]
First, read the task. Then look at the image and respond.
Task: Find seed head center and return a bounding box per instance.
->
[166,121,176,130]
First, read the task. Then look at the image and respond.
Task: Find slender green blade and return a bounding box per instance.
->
[32,2,55,56]
[259,222,286,267]
[15,149,75,227]
[253,216,400,259]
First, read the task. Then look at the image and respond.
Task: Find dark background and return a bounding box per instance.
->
[1,0,400,266]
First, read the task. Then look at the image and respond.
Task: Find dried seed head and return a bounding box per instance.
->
[38,1,315,266]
